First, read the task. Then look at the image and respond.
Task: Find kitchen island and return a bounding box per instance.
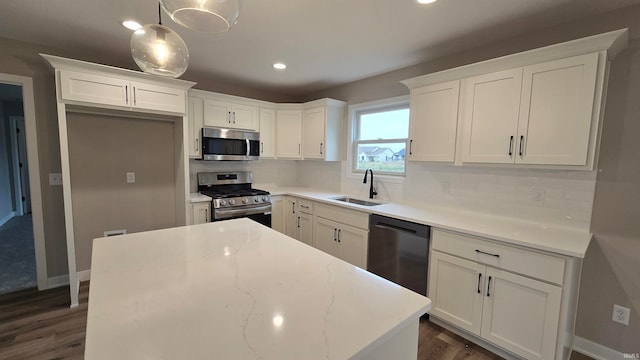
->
[85,218,431,359]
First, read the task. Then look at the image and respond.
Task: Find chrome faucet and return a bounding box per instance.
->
[363,169,377,199]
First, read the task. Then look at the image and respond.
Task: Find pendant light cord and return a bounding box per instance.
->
[158,1,162,25]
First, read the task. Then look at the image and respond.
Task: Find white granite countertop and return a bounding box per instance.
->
[85,219,431,359]
[263,187,592,258]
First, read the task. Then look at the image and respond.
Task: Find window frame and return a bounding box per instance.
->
[348,96,410,179]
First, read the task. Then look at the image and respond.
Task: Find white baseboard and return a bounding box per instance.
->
[0,211,16,227]
[77,270,91,282]
[47,274,69,289]
[573,336,624,360]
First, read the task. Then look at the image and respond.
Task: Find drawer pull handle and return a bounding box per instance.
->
[300,205,309,209]
[519,135,524,157]
[334,228,337,241]
[508,136,514,156]
[487,276,492,297]
[337,229,341,243]
[475,249,500,258]
[477,273,482,294]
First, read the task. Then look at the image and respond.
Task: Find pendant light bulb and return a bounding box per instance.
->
[130,3,189,78]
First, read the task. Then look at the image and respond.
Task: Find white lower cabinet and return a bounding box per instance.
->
[283,197,313,246]
[313,203,368,269]
[191,202,210,225]
[429,229,565,360]
[271,195,285,233]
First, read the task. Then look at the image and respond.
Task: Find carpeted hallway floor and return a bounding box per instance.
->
[0,214,36,295]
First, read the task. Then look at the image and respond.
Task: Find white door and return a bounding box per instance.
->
[204,100,232,127]
[481,267,562,360]
[284,197,298,238]
[130,81,186,114]
[231,104,259,131]
[259,108,276,158]
[276,110,302,159]
[313,217,339,258]
[298,213,313,246]
[335,225,368,269]
[428,251,485,335]
[302,107,326,159]
[408,81,460,162]
[187,97,204,158]
[10,117,31,215]
[517,53,599,165]
[461,68,523,164]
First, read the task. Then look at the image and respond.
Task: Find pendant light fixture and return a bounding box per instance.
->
[159,0,241,33]
[130,2,189,78]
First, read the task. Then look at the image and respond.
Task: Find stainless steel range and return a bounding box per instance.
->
[197,171,272,227]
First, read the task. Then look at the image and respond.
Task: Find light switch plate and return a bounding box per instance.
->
[126,172,135,183]
[49,173,63,186]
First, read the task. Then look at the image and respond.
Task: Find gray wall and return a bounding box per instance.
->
[67,113,177,272]
[304,5,640,353]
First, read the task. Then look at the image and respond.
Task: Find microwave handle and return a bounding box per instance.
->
[246,138,250,157]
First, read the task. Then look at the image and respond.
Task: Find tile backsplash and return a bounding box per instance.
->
[190,159,596,230]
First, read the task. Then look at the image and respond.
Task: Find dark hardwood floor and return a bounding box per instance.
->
[0,282,594,359]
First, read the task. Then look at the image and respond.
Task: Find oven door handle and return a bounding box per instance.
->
[246,138,250,157]
[214,205,272,218]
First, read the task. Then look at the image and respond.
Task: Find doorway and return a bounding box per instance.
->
[0,75,47,294]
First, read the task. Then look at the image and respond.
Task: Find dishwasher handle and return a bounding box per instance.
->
[373,223,418,235]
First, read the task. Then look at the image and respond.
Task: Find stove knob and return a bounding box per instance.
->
[228,199,236,205]
[220,199,227,206]
[254,197,260,203]
[262,196,268,201]
[242,198,249,204]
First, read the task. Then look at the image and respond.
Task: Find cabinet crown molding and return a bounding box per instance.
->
[401,28,628,89]
[41,54,196,90]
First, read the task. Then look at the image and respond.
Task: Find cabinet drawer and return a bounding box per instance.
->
[314,203,368,230]
[297,199,313,214]
[432,229,565,285]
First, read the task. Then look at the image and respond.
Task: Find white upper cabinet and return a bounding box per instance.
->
[58,69,188,115]
[204,99,259,131]
[259,108,276,158]
[276,109,303,159]
[408,80,460,162]
[401,29,627,170]
[516,53,599,166]
[187,96,204,158]
[461,68,523,164]
[302,100,344,161]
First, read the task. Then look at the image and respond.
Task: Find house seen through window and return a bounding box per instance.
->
[353,104,409,175]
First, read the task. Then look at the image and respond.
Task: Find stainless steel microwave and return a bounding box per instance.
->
[201,128,260,161]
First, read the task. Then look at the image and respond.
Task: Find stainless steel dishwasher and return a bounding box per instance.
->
[368,214,430,296]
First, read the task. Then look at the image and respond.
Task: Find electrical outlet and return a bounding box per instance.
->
[532,188,545,204]
[612,304,630,325]
[49,173,63,186]
[126,172,136,184]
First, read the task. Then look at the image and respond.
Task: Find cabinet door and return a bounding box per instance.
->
[271,195,285,233]
[204,100,231,127]
[517,53,599,166]
[481,267,562,360]
[130,81,186,114]
[259,108,276,158]
[298,213,313,246]
[312,217,339,258]
[191,202,210,225]
[59,70,129,108]
[188,97,204,158]
[276,110,302,159]
[302,107,326,159]
[461,68,523,164]
[428,251,484,335]
[231,103,259,131]
[408,81,460,162]
[336,225,368,269]
[284,198,298,238]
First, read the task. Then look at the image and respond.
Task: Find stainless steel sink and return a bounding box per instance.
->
[331,197,385,206]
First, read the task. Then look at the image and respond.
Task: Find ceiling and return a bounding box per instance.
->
[0,0,638,97]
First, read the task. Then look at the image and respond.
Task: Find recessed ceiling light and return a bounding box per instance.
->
[122,20,142,31]
[273,63,287,70]
[417,0,437,4]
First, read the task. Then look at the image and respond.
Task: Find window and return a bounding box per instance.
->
[353,102,409,175]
